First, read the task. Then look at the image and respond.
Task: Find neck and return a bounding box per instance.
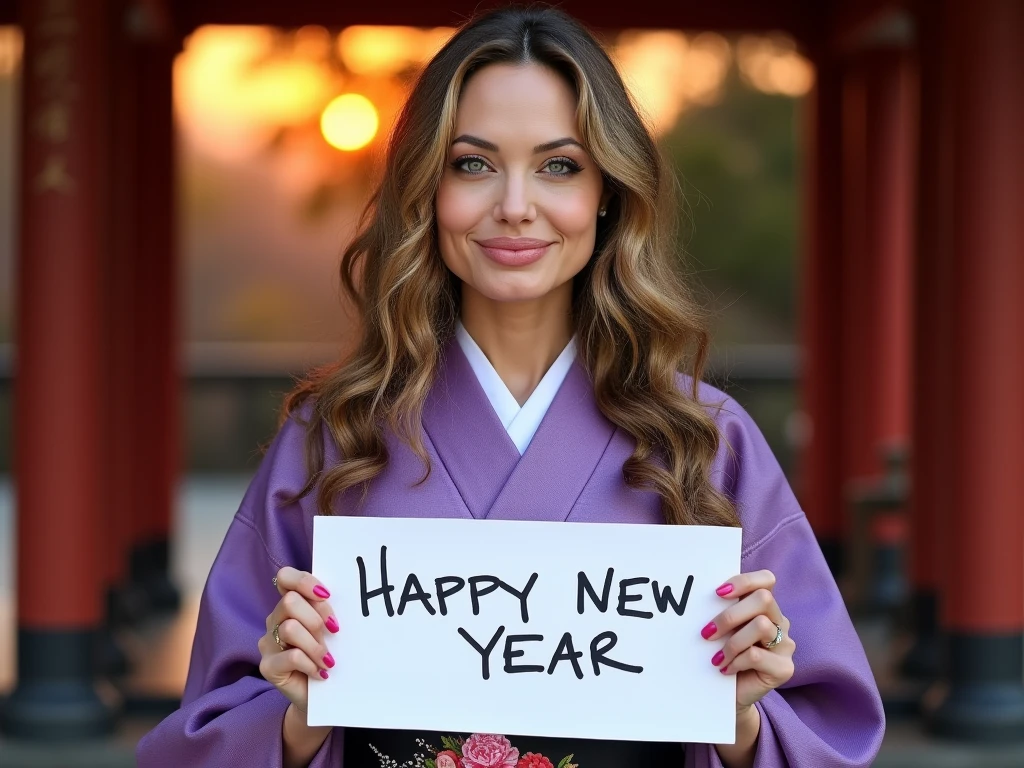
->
[459,285,573,405]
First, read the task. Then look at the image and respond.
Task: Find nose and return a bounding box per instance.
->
[494,173,536,224]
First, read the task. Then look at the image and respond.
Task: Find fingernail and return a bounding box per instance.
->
[716,583,734,597]
[325,616,340,633]
[701,621,717,640]
[323,652,335,668]
[319,669,329,679]
[720,665,729,674]
[712,650,725,666]
[313,585,331,599]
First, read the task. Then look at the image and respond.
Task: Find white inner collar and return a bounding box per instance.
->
[455,320,577,455]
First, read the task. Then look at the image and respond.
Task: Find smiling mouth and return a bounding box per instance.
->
[475,238,554,267]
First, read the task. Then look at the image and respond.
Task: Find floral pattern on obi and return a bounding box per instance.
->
[368,733,579,768]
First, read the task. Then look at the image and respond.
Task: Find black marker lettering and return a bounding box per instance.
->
[617,577,653,619]
[547,632,585,679]
[503,634,545,674]
[577,568,614,614]
[468,576,501,615]
[499,572,539,623]
[590,631,643,676]
[652,575,694,616]
[458,625,505,681]
[356,546,395,617]
[434,576,466,616]
[397,573,436,616]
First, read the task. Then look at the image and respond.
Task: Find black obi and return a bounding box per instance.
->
[342,727,682,767]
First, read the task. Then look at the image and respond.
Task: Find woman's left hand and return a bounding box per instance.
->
[701,569,796,714]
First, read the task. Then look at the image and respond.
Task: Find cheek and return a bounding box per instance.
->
[549,196,599,249]
[435,181,483,244]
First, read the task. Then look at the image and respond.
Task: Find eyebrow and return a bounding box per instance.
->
[451,134,585,154]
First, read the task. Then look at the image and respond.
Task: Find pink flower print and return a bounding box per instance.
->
[460,734,520,768]
[436,751,461,768]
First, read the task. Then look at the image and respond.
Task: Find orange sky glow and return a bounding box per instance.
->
[173,25,813,164]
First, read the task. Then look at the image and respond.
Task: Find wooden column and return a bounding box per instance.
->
[901,0,953,682]
[1,0,115,739]
[797,49,846,576]
[839,43,915,610]
[127,36,182,615]
[102,0,152,636]
[928,0,1024,741]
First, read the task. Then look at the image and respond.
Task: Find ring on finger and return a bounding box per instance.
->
[762,621,784,650]
[272,576,278,588]
[273,622,285,651]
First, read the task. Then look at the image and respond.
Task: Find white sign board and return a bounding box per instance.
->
[309,516,741,744]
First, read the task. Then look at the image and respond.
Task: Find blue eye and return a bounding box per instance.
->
[544,157,583,176]
[452,155,491,174]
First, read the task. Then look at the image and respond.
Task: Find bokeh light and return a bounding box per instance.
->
[736,35,814,96]
[612,30,732,135]
[320,93,379,151]
[0,27,23,76]
[337,26,454,76]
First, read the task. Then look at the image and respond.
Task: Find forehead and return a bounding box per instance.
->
[454,63,580,143]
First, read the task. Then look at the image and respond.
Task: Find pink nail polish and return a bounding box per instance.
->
[313,585,331,599]
[325,616,340,633]
[712,650,725,666]
[323,653,335,668]
[716,583,734,597]
[319,669,329,679]
[720,666,729,674]
[701,621,717,640]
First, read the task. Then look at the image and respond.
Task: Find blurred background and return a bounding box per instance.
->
[0,0,1022,765]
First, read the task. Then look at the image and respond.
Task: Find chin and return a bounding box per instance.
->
[472,274,557,304]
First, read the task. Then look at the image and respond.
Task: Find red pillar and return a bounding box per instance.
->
[1,0,115,738]
[902,0,954,682]
[839,45,915,609]
[797,50,846,575]
[865,53,914,454]
[928,0,1024,741]
[102,0,145,631]
[128,38,182,614]
[841,48,914,481]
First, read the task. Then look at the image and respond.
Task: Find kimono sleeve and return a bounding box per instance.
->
[687,387,885,768]
[136,413,342,767]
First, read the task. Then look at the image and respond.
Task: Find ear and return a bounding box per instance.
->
[599,188,614,214]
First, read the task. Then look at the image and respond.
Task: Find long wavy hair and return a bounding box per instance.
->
[284,4,740,528]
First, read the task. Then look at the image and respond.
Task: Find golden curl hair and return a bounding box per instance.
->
[284,4,740,528]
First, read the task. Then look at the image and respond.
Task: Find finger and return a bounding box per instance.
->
[267,589,335,642]
[275,617,335,673]
[701,588,785,640]
[268,574,340,635]
[712,615,782,669]
[260,644,329,684]
[719,641,795,688]
[714,570,776,600]
[274,566,332,603]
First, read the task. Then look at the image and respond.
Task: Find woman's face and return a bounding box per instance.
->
[436,63,607,305]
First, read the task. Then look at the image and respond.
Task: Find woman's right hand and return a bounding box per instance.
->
[258,567,340,714]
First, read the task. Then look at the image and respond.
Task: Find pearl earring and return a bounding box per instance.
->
[598,208,607,217]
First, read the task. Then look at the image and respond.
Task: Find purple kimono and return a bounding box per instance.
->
[137,339,885,767]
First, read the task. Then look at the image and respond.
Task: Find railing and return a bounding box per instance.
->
[0,342,803,474]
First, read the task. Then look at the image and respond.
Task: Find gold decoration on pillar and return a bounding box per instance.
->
[33,101,71,143]
[34,154,75,194]
[31,0,78,195]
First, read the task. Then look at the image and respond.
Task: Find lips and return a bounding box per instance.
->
[475,237,554,267]
[477,237,553,249]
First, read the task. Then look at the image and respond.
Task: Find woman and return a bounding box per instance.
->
[137,6,884,767]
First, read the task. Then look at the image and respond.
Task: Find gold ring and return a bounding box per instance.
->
[762,622,784,650]
[273,623,285,651]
